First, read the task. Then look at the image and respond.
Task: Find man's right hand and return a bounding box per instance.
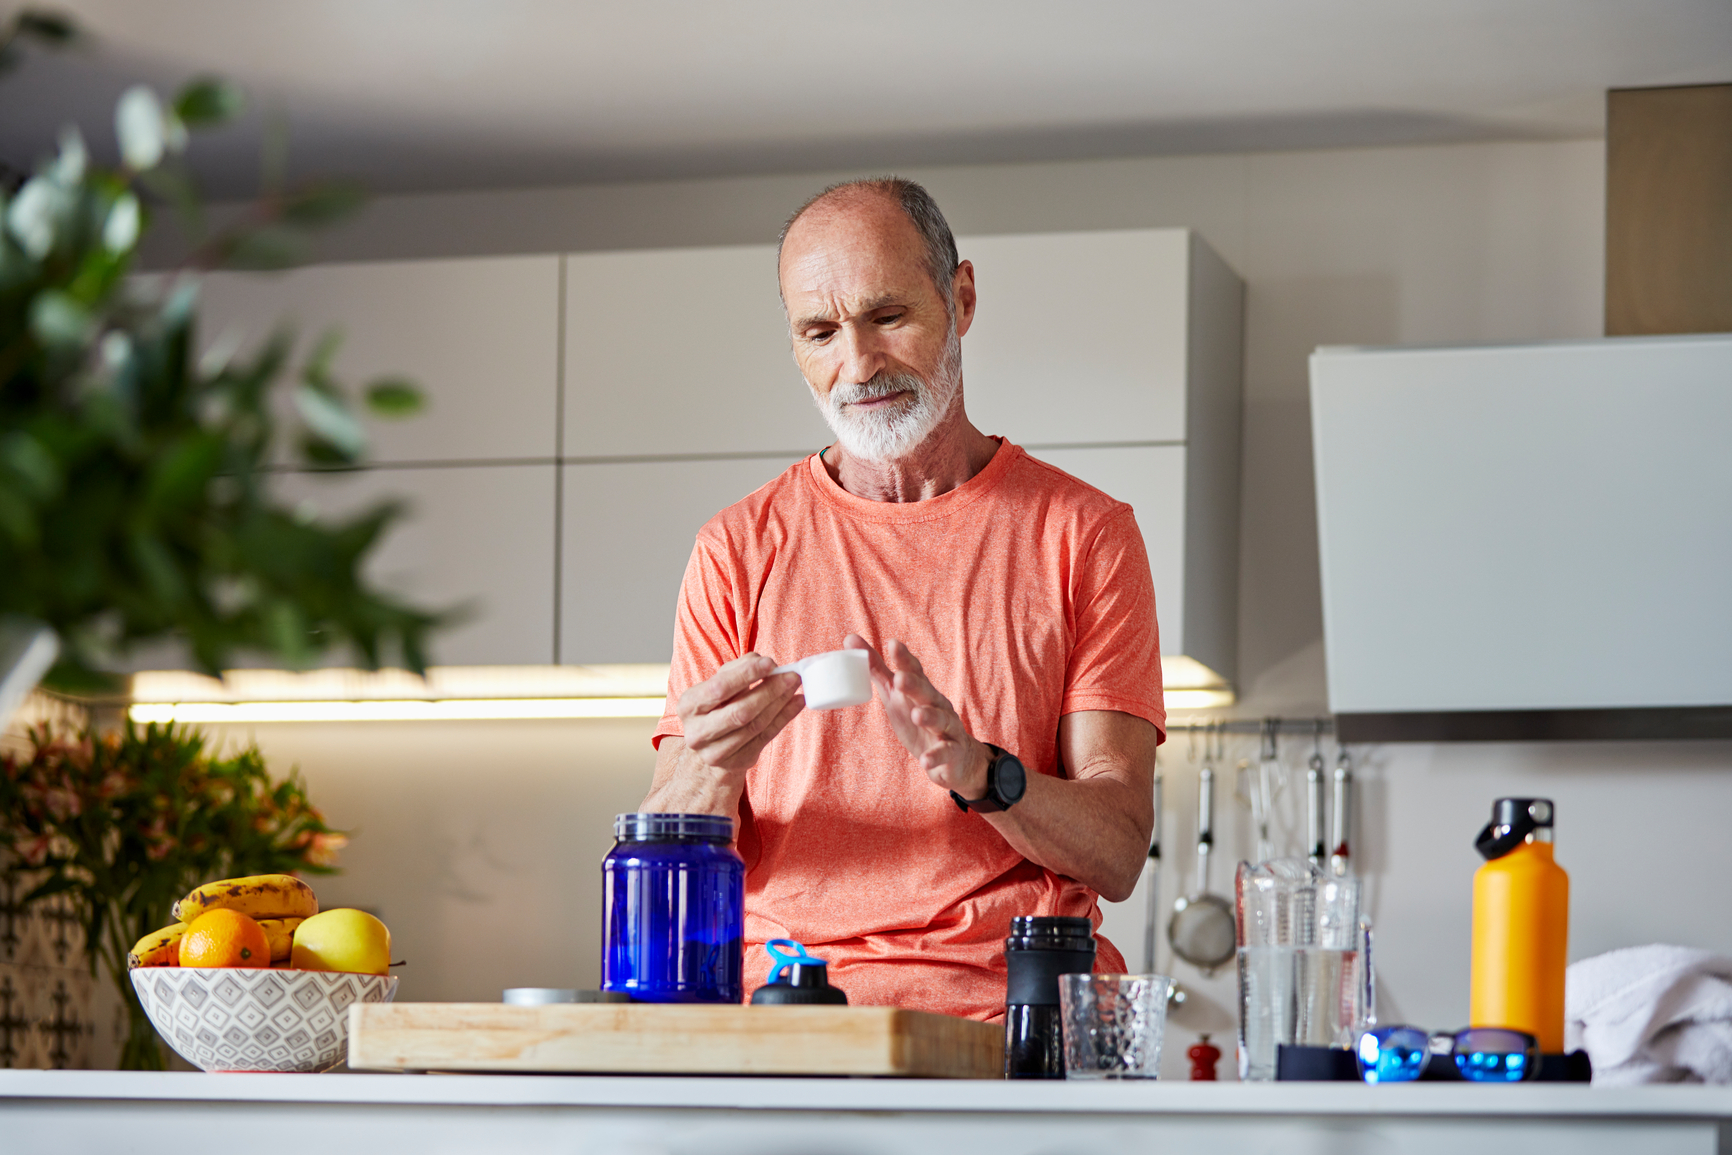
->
[678,654,805,771]
[643,654,804,817]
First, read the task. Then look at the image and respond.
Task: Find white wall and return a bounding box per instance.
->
[184,136,1732,1078]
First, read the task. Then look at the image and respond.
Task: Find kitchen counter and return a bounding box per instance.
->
[7,1069,1732,1154]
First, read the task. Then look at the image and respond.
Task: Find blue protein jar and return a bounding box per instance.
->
[601,813,744,1003]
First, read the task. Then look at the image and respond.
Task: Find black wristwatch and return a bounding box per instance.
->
[950,744,1027,813]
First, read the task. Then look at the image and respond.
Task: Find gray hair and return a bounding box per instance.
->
[777,177,960,315]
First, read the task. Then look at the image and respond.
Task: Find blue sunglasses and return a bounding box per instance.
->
[1356,1025,1539,1083]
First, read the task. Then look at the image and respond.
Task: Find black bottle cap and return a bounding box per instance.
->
[750,959,848,1005]
[1006,915,1095,952]
[1474,798,1555,860]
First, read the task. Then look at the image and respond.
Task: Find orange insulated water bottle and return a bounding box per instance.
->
[1469,798,1569,1053]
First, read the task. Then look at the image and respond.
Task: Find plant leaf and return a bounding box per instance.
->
[115,86,167,171]
[145,434,221,510]
[29,290,93,348]
[173,77,244,127]
[363,378,423,417]
[294,384,366,458]
[6,175,57,259]
[102,190,141,253]
[50,125,86,184]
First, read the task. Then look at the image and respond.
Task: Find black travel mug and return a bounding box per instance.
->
[1003,915,1096,1079]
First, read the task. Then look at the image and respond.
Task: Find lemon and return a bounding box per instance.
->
[289,908,392,975]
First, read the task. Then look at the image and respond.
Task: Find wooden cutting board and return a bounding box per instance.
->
[348,1002,1005,1078]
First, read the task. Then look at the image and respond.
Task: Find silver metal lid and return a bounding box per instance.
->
[503,988,577,1005]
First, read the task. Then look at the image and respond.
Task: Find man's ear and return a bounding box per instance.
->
[952,259,978,339]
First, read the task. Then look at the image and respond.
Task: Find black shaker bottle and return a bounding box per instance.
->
[1004,915,1096,1078]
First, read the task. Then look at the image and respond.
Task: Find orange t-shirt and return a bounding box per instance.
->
[653,439,1164,1019]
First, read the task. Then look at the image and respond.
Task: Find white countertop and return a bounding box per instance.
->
[6,1069,1732,1119]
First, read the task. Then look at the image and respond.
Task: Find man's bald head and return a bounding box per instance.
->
[777,177,960,316]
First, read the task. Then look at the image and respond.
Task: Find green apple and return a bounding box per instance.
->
[290,908,391,975]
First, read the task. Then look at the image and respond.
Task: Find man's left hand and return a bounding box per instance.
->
[844,634,989,801]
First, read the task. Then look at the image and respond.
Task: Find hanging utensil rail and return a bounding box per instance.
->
[1165,716,1336,736]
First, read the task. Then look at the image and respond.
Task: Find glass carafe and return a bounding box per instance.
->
[1235,857,1369,1081]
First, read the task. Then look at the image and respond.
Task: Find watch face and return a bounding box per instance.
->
[997,752,1027,803]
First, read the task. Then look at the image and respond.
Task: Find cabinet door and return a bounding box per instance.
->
[959,229,1191,446]
[1027,445,1188,656]
[200,256,561,464]
[278,464,557,667]
[560,456,804,665]
[563,246,831,458]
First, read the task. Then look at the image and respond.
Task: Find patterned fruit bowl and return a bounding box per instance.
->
[132,966,398,1072]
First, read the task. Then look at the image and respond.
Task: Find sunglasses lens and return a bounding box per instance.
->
[1452,1028,1537,1083]
[1357,1026,1430,1083]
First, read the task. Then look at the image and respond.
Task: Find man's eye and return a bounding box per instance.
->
[875,312,904,325]
[806,330,834,344]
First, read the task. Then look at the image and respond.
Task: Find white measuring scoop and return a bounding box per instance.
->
[772,649,872,710]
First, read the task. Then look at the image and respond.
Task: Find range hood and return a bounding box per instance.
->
[1310,334,1732,741]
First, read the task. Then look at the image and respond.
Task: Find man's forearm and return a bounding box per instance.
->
[983,770,1152,902]
[642,737,747,823]
[973,710,1158,902]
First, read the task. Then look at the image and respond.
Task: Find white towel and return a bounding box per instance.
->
[1565,945,1732,1085]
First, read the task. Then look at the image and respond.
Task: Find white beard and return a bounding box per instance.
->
[812,331,963,463]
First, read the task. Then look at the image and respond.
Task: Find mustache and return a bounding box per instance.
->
[829,372,926,408]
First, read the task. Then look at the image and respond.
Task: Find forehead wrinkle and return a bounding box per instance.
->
[790,292,904,331]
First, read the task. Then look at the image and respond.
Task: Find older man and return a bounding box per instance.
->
[643,177,1163,1019]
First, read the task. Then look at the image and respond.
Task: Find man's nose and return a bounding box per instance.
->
[835,322,885,384]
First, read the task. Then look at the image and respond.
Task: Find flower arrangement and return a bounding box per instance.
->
[0,721,345,1069]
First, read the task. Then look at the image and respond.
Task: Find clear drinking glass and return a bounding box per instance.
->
[1058,973,1173,1079]
[1235,857,1369,1081]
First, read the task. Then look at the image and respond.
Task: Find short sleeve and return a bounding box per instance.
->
[1061,507,1166,742]
[652,531,744,749]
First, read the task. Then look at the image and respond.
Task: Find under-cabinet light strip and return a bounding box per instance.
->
[1164,689,1237,711]
[128,698,666,724]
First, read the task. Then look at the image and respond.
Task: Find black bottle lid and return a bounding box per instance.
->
[1474,798,1555,860]
[750,939,848,1005]
[1005,915,1095,952]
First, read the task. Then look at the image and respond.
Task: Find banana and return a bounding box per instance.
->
[127,923,186,969]
[255,917,306,963]
[173,874,318,923]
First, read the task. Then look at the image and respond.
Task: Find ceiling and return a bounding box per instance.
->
[2,1,1728,197]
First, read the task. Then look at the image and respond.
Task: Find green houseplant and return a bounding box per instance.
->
[0,720,347,1069]
[0,11,440,699]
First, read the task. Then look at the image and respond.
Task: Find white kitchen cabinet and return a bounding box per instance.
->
[961,229,1197,445]
[559,456,804,665]
[200,256,561,464]
[563,246,831,458]
[1312,334,1732,736]
[277,464,557,667]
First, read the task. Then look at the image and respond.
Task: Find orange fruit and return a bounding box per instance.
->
[178,909,271,969]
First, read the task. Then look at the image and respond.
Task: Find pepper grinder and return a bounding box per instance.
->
[1188,1033,1222,1081]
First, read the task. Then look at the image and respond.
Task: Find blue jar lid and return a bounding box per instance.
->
[613,813,735,843]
